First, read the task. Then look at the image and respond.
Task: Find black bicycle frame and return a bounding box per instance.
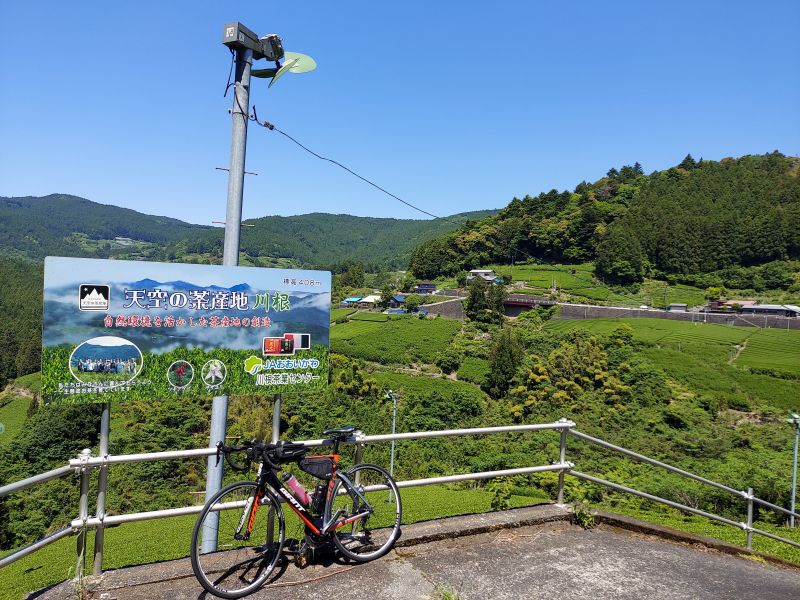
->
[235,462,372,540]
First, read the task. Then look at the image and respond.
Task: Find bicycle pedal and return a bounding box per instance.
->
[294,550,311,568]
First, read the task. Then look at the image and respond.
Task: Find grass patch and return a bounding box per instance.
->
[372,372,488,405]
[330,308,355,322]
[598,502,800,565]
[457,357,490,385]
[0,395,29,446]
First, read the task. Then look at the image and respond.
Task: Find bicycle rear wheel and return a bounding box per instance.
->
[191,481,284,599]
[328,463,402,562]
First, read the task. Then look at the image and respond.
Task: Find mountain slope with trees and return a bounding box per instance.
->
[0,194,209,260]
[410,153,800,284]
[0,194,495,270]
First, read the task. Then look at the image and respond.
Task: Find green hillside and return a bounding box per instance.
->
[187,210,498,270]
[0,194,209,260]
[0,194,495,270]
[409,153,800,287]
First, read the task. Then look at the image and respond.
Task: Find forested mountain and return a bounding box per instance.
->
[410,153,800,284]
[0,194,209,260]
[185,211,497,270]
[0,194,495,270]
[0,256,42,389]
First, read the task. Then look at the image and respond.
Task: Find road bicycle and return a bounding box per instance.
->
[190,425,402,598]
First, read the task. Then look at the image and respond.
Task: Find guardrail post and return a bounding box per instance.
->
[93,403,110,576]
[557,418,569,505]
[353,430,365,488]
[74,448,92,585]
[746,487,754,550]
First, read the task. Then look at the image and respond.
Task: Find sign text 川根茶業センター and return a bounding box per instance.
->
[42,257,331,404]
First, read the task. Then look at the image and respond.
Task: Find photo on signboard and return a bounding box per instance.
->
[69,336,143,386]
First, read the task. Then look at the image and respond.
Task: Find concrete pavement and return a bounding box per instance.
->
[30,505,800,600]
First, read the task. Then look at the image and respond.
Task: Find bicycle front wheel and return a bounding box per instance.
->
[328,463,402,562]
[191,481,284,599]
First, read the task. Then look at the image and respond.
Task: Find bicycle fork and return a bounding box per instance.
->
[234,489,262,541]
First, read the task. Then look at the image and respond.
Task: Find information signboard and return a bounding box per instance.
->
[42,257,331,404]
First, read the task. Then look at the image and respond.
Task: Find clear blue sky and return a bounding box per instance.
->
[1,1,798,225]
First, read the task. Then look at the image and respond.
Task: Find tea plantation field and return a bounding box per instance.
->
[489,263,710,307]
[737,328,800,377]
[331,317,460,364]
[544,318,800,410]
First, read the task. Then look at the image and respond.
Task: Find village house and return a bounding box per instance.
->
[414,281,437,295]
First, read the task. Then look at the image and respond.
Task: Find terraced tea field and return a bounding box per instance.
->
[545,318,753,348]
[490,263,710,306]
[349,311,391,322]
[330,317,460,364]
[737,328,800,377]
[545,318,800,409]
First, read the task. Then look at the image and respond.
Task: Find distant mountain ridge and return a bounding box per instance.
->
[0,194,209,259]
[0,193,497,269]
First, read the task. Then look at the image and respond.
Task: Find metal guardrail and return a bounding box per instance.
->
[567,430,800,551]
[1,416,799,582]
[0,420,575,576]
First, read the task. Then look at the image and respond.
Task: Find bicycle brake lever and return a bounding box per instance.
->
[215,441,224,467]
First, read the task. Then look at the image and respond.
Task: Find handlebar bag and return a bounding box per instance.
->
[299,456,335,480]
[272,442,308,463]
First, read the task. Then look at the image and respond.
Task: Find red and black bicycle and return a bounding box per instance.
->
[190,426,402,598]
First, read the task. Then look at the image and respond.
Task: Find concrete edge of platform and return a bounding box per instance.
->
[593,510,800,571]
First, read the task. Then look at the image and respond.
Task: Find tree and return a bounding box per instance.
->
[487,283,506,323]
[595,227,645,283]
[485,327,523,398]
[404,294,422,313]
[678,153,697,170]
[379,286,394,309]
[338,263,365,288]
[464,278,489,320]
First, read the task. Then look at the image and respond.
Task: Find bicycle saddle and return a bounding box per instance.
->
[323,425,356,437]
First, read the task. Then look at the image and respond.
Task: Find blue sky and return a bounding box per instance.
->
[1,1,798,225]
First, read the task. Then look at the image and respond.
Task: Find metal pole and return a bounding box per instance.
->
[92,403,110,576]
[746,487,754,550]
[557,419,568,504]
[791,420,799,527]
[389,391,397,478]
[204,44,254,549]
[272,394,281,443]
[265,395,281,547]
[74,449,92,584]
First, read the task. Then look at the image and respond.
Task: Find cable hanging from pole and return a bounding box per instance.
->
[248,105,460,225]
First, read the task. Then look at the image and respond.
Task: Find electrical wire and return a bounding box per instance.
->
[223,48,236,97]
[249,105,461,225]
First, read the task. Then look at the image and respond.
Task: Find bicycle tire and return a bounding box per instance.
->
[191,481,284,598]
[327,463,402,562]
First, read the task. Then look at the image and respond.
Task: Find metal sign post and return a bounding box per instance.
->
[203,30,254,553]
[92,402,111,575]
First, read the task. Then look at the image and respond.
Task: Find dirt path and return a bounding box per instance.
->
[729,338,748,364]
